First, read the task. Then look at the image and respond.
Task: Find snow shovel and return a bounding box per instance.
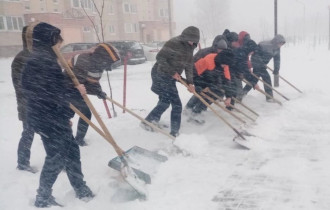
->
[70,104,167,186]
[250,72,290,101]
[53,46,150,196]
[105,96,175,141]
[205,89,256,122]
[243,79,282,106]
[267,66,303,93]
[217,88,260,117]
[199,92,247,124]
[178,78,249,141]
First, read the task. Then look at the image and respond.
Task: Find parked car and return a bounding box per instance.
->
[142,41,165,61]
[60,42,98,60]
[107,40,146,65]
[60,42,121,69]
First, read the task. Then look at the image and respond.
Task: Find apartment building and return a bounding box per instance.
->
[0,0,175,57]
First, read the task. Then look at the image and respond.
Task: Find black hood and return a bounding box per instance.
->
[217,49,234,66]
[180,26,200,43]
[32,22,61,50]
[212,35,227,48]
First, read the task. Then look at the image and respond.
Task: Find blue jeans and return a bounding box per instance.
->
[17,121,35,167]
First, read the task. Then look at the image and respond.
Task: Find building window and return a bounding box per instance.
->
[54,8,58,12]
[0,17,5,31]
[83,26,91,32]
[24,2,30,10]
[123,3,137,14]
[108,4,114,14]
[53,0,58,4]
[130,4,137,13]
[81,0,93,9]
[109,25,115,33]
[124,23,138,33]
[159,8,168,17]
[123,3,130,13]
[72,0,79,8]
[3,16,24,31]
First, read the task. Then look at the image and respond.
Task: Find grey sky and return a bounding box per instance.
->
[173,0,330,43]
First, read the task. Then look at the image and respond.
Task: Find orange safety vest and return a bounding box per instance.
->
[194,53,217,76]
[195,53,231,80]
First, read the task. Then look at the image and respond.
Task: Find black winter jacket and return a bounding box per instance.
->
[22,22,79,134]
[11,26,30,121]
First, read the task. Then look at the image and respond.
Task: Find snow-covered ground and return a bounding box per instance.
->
[1,43,330,210]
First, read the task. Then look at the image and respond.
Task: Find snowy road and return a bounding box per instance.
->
[1,44,330,210]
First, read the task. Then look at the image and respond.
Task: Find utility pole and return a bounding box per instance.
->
[168,0,173,38]
[274,0,278,36]
[328,6,330,50]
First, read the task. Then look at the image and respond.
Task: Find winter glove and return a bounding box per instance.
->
[97,91,107,100]
[273,69,279,75]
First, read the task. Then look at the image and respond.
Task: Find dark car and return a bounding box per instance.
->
[60,42,98,60]
[60,42,121,69]
[107,40,146,65]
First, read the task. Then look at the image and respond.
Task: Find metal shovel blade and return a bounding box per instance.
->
[108,146,168,185]
[233,131,260,150]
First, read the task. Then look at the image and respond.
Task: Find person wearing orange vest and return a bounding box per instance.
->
[66,43,120,146]
[185,46,234,124]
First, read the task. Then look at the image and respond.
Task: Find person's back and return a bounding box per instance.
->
[22,22,94,208]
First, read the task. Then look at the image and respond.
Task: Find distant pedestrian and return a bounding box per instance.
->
[67,43,120,146]
[22,22,94,207]
[11,26,38,173]
[243,34,286,102]
[143,26,200,137]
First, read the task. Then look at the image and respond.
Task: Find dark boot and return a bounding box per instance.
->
[74,185,94,201]
[35,189,62,208]
[17,164,38,174]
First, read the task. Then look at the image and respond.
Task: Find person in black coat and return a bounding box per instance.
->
[143,26,200,137]
[231,39,258,102]
[22,22,94,207]
[11,26,38,173]
[185,48,234,121]
[67,43,120,146]
[242,34,286,101]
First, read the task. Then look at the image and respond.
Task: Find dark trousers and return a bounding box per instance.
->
[71,96,91,141]
[37,124,85,196]
[243,67,273,100]
[17,121,35,167]
[145,82,182,134]
[186,86,222,114]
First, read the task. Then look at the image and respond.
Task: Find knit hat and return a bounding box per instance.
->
[214,39,228,50]
[181,26,200,43]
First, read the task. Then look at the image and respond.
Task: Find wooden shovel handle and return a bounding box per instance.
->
[250,72,290,101]
[52,46,124,156]
[105,96,175,140]
[267,66,303,93]
[178,78,245,140]
[243,79,282,106]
